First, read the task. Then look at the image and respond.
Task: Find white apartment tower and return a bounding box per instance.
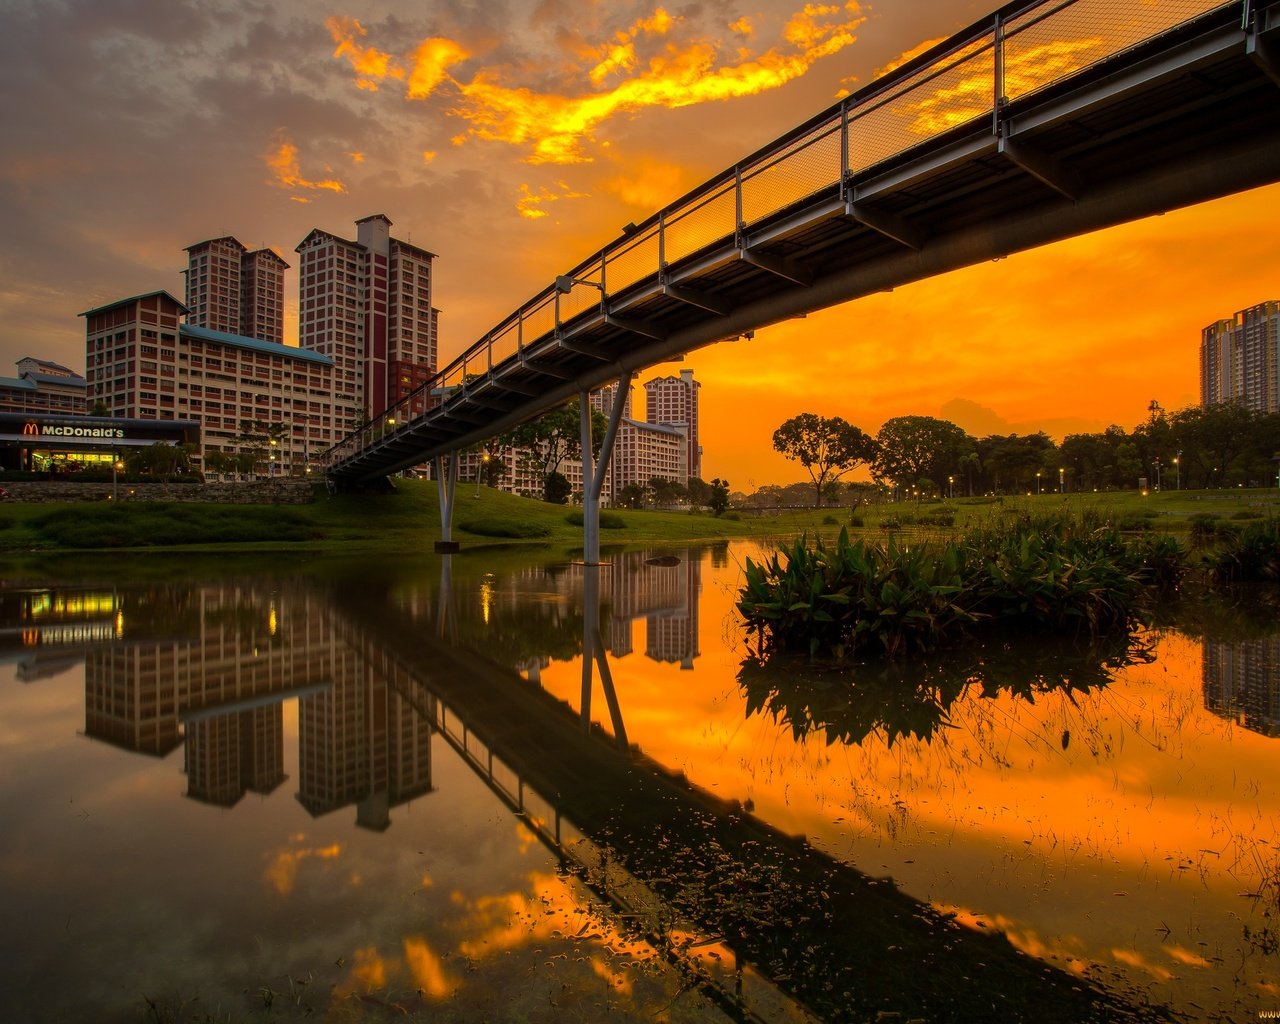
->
[644,369,701,480]
[1200,301,1279,413]
[295,214,439,435]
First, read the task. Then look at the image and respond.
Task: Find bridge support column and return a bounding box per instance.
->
[578,372,632,566]
[433,454,460,553]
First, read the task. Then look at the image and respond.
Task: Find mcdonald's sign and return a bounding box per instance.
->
[22,420,38,436]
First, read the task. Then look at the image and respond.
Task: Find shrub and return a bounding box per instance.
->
[822,514,839,525]
[1231,510,1262,520]
[848,514,864,528]
[723,511,741,521]
[29,503,318,548]
[564,510,625,530]
[458,517,551,539]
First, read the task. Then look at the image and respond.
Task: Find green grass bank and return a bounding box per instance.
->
[0,479,1275,555]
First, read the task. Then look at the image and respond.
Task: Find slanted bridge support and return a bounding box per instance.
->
[578,371,632,566]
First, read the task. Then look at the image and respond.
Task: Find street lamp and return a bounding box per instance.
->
[1153,456,1161,492]
[1174,451,1181,490]
[112,456,123,502]
[475,451,490,497]
[1058,466,1064,493]
[947,475,954,499]
[1036,471,1042,495]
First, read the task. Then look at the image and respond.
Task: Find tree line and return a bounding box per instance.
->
[769,404,1280,507]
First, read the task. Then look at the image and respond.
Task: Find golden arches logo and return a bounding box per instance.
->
[22,421,39,436]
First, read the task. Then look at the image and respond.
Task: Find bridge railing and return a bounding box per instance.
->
[322,0,1235,472]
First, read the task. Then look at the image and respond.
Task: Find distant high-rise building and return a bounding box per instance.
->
[645,369,701,480]
[184,236,288,345]
[1200,301,1279,413]
[295,214,439,434]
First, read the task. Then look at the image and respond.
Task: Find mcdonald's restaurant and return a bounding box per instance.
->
[0,412,200,474]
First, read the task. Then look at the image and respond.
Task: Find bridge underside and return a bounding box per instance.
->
[330,4,1280,485]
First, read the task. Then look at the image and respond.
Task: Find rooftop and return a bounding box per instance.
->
[180,324,334,366]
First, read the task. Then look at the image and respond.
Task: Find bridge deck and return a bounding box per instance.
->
[327,0,1280,484]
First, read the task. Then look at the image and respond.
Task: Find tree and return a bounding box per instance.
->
[232,418,289,479]
[508,401,606,500]
[772,413,877,508]
[1169,402,1263,487]
[649,476,687,506]
[979,433,1057,493]
[685,477,712,507]
[873,416,974,492]
[708,478,731,517]
[544,471,571,505]
[125,442,194,481]
[617,483,649,509]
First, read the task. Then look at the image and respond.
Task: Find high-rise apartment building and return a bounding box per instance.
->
[184,237,288,344]
[1200,301,1279,413]
[645,369,701,480]
[81,291,337,475]
[296,214,439,434]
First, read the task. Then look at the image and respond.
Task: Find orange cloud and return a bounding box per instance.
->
[264,135,347,196]
[407,37,471,99]
[402,936,460,998]
[328,3,866,165]
[878,37,1104,138]
[264,840,342,895]
[603,158,689,210]
[516,181,590,219]
[327,15,405,90]
[874,36,946,79]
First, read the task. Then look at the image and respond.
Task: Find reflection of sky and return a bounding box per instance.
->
[0,626,725,1022]
[525,545,1280,1021]
[4,555,1280,1021]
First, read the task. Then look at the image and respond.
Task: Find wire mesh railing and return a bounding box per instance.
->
[323,0,1240,472]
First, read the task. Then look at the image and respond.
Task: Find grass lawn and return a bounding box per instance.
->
[0,478,1275,555]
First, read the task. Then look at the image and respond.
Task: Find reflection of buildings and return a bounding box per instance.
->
[0,587,121,682]
[185,705,287,807]
[16,582,441,823]
[605,552,702,669]
[296,659,434,831]
[1203,637,1280,737]
[478,552,702,671]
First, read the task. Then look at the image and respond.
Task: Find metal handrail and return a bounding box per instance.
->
[321,0,1237,471]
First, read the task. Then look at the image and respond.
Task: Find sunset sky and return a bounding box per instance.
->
[1,0,1276,487]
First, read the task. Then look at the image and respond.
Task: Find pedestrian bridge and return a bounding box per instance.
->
[322,0,1280,551]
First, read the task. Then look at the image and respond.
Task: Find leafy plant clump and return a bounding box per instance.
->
[1205,518,1280,583]
[738,515,1189,661]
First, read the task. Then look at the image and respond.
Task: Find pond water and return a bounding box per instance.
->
[0,542,1277,1023]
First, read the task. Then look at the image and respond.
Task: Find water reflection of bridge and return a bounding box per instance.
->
[333,558,1153,1024]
